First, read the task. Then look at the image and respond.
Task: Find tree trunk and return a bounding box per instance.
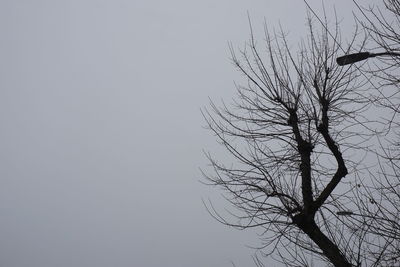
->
[295,216,353,267]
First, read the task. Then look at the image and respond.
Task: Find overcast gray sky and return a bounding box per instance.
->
[0,1,377,266]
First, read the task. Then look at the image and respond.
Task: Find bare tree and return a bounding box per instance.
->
[354,0,400,85]
[334,1,400,266]
[202,14,374,266]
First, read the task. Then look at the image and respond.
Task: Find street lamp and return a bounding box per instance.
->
[336,51,400,66]
[336,211,354,216]
[336,210,399,227]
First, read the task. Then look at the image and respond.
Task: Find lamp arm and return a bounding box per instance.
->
[371,51,400,57]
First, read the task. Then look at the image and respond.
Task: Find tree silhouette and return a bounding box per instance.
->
[203,15,372,266]
[338,1,400,266]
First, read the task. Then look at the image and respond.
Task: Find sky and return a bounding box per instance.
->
[0,1,378,267]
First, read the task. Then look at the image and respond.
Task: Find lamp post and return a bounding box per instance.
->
[336,51,400,66]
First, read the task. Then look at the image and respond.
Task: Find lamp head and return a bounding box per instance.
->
[336,52,372,66]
